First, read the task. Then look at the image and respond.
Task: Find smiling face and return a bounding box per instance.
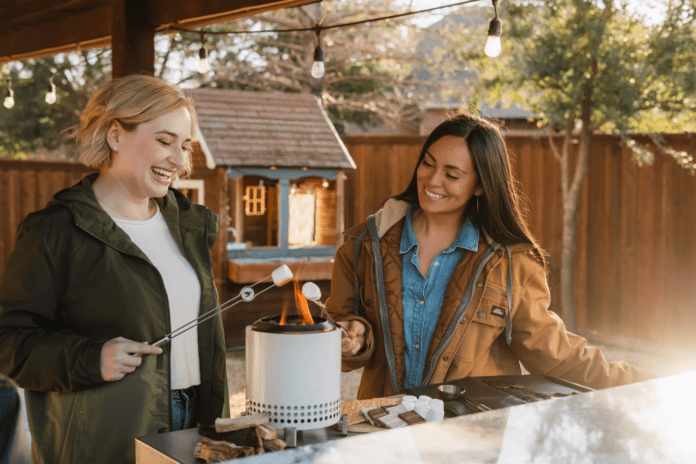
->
[416,135,483,219]
[106,106,193,200]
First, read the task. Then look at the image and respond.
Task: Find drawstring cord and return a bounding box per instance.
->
[505,245,513,345]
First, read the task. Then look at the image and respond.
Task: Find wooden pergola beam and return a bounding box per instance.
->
[0,0,317,64]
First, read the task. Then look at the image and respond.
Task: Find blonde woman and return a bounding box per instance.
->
[0,74,229,464]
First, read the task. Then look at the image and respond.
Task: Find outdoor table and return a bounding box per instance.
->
[135,370,696,464]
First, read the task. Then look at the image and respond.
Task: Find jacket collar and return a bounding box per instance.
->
[50,173,213,250]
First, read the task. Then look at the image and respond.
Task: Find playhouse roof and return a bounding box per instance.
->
[190,88,355,170]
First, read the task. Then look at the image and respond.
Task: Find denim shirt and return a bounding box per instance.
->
[400,206,479,390]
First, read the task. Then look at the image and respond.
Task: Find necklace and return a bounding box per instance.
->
[95,194,154,221]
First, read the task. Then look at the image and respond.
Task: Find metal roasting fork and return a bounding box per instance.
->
[134,275,278,356]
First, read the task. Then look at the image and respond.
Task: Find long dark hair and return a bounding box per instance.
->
[393,113,545,265]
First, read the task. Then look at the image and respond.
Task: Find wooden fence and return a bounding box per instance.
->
[2,132,696,349]
[342,133,696,350]
[0,160,96,268]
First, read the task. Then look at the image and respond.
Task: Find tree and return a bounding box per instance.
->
[0,49,111,160]
[157,1,443,133]
[447,0,696,331]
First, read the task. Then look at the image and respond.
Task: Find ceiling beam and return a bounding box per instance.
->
[0,0,317,64]
[0,5,111,63]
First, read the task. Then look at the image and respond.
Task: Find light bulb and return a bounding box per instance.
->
[45,83,56,104]
[322,179,329,188]
[484,36,502,57]
[485,16,502,58]
[198,47,210,74]
[4,89,14,109]
[311,45,325,78]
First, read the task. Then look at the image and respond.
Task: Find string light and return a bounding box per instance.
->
[311,29,325,79]
[198,33,210,74]
[0,0,484,110]
[45,72,56,104]
[484,0,502,58]
[4,84,14,109]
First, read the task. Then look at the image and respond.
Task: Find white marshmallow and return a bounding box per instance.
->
[302,282,321,301]
[271,264,293,286]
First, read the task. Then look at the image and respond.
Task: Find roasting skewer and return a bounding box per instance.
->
[301,282,349,338]
[135,265,294,356]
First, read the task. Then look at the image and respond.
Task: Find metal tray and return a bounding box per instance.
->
[405,374,593,417]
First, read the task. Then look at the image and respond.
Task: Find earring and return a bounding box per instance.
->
[112,145,118,151]
[476,195,480,213]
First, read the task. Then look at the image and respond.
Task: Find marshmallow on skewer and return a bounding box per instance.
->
[271,264,293,286]
[302,282,321,301]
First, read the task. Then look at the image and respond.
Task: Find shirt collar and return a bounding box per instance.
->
[400,205,479,254]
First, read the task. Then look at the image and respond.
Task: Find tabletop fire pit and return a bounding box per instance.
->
[245,314,342,434]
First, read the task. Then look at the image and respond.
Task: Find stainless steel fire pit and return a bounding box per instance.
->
[245,315,342,430]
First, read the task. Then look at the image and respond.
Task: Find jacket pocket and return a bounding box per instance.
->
[455,290,507,363]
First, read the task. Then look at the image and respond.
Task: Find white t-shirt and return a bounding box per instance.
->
[113,205,201,390]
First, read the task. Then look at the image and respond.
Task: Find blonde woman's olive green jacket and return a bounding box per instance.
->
[0,174,229,464]
[327,199,651,400]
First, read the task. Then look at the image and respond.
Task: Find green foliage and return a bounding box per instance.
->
[466,0,696,166]
[157,1,430,133]
[0,50,111,160]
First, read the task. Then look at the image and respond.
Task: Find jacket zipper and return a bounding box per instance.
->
[421,245,499,385]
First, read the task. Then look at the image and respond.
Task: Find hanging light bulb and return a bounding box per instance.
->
[45,73,56,104]
[311,45,325,78]
[484,0,502,58]
[311,27,325,79]
[322,178,329,188]
[198,47,210,74]
[4,87,14,109]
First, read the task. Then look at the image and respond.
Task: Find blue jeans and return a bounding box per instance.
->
[171,386,200,431]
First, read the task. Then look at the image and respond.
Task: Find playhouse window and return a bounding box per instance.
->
[236,176,336,250]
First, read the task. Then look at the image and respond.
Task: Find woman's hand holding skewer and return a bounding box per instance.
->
[100,336,163,381]
[338,321,365,356]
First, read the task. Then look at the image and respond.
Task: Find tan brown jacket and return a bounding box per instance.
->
[326,199,649,399]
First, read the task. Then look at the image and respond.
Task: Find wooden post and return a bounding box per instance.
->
[278,178,289,251]
[335,171,346,246]
[111,0,156,77]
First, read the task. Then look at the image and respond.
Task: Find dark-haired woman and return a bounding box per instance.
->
[327,113,650,400]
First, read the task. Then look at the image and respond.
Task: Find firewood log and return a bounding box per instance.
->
[193,437,255,463]
[263,437,287,452]
[215,413,270,433]
[255,424,278,441]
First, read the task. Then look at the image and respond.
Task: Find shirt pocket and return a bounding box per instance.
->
[455,286,508,363]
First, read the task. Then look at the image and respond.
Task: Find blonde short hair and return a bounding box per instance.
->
[74,74,197,175]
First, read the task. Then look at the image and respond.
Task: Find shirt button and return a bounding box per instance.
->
[477,282,483,287]
[414,344,420,350]
[443,355,450,361]
[460,317,466,324]
[434,261,439,266]
[478,311,485,318]
[419,300,424,305]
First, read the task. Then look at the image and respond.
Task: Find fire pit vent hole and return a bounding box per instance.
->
[245,399,341,426]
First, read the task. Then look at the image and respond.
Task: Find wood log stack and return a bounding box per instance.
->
[194,413,287,463]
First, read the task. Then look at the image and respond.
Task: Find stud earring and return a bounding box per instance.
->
[112,145,118,151]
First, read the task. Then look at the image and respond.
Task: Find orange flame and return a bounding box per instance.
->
[278,266,314,325]
[293,278,314,325]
